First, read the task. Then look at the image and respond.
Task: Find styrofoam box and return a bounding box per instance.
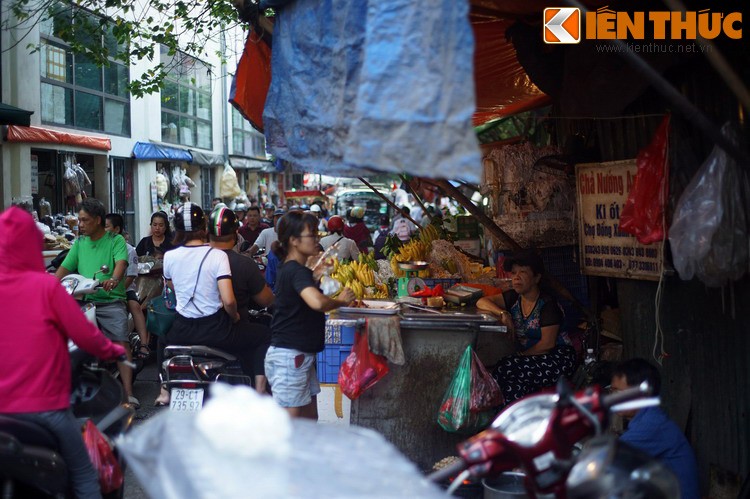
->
[317,383,351,426]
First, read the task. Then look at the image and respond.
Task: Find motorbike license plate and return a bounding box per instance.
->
[170,388,204,412]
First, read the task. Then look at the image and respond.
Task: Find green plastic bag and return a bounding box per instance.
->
[437,345,493,433]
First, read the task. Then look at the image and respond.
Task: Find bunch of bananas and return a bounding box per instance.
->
[357,251,378,271]
[418,224,441,245]
[390,239,430,278]
[330,259,388,299]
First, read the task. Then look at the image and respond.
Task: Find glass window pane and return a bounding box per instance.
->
[104,99,129,136]
[195,65,211,92]
[197,93,211,120]
[41,83,73,125]
[103,25,127,58]
[41,41,72,83]
[161,80,179,111]
[232,130,243,155]
[104,63,129,97]
[197,121,211,150]
[75,91,102,130]
[74,13,99,49]
[179,86,195,115]
[40,5,72,39]
[231,107,242,129]
[74,53,102,91]
[162,112,178,143]
[179,117,196,146]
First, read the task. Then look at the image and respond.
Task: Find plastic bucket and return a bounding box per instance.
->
[482,472,555,499]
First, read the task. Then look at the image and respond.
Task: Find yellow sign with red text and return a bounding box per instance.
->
[544,6,742,44]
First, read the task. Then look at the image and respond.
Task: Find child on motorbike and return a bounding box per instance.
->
[0,206,126,499]
[265,211,355,419]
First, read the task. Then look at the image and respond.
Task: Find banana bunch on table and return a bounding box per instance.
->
[330,258,388,300]
[390,239,430,278]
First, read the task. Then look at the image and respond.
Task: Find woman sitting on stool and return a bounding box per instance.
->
[477,249,577,405]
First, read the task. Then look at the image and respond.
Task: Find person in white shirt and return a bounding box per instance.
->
[319,215,359,261]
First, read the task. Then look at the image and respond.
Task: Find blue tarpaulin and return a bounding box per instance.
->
[132,142,193,162]
[263,0,481,183]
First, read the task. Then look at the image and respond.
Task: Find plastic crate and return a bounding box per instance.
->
[423,278,461,289]
[316,345,352,384]
[324,320,357,345]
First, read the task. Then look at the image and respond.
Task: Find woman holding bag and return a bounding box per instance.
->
[265,211,355,419]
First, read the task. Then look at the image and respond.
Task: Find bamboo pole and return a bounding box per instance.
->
[358,177,423,229]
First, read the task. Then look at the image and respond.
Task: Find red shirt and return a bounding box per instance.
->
[343,222,372,252]
[239,222,270,246]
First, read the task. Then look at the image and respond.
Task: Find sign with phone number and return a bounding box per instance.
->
[576,160,662,281]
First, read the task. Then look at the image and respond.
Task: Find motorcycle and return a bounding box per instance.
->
[429,380,680,498]
[0,343,135,498]
[161,345,253,412]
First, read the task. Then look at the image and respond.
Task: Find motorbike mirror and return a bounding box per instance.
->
[93,265,110,280]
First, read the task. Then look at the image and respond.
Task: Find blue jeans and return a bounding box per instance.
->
[12,409,102,499]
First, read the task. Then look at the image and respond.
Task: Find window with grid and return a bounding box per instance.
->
[39,5,130,136]
[231,107,267,159]
[161,46,212,150]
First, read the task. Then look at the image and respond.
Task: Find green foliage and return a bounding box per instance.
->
[6,0,250,97]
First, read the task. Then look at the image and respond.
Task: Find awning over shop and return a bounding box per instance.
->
[6,125,111,151]
[132,142,192,162]
[0,103,34,127]
[190,150,225,166]
[283,190,326,199]
[229,156,274,172]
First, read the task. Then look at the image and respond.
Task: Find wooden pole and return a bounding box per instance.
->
[358,177,423,229]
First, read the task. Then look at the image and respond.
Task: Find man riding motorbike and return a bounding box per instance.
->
[54,199,138,408]
[0,206,126,499]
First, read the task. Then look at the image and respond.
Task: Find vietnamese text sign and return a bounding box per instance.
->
[576,160,662,281]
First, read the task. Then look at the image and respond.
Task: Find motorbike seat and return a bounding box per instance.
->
[164,345,237,361]
[0,415,59,450]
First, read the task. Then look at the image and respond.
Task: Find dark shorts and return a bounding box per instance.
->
[94,301,129,343]
[126,290,138,302]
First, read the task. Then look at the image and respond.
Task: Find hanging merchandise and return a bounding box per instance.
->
[73,163,92,201]
[220,164,242,199]
[63,160,80,199]
[176,168,195,200]
[154,170,169,199]
[620,115,670,244]
[669,123,750,287]
[229,29,272,133]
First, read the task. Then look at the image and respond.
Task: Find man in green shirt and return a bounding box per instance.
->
[55,198,138,408]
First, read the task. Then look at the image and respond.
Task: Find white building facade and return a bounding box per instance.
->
[0,3,275,240]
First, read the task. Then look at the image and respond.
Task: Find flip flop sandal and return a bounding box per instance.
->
[127,396,141,410]
[135,345,151,360]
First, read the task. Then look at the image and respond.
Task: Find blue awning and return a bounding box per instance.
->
[132,142,192,162]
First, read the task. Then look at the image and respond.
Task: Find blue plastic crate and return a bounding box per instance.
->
[324,320,357,345]
[423,278,461,289]
[316,345,352,384]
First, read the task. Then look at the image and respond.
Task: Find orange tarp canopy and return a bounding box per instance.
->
[6,125,111,152]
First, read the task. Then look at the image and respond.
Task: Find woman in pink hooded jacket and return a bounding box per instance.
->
[0,206,126,499]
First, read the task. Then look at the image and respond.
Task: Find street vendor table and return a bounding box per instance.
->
[339,308,513,471]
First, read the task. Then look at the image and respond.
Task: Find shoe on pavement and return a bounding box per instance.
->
[127,395,141,409]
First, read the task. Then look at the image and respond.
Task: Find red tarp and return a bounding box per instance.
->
[6,125,111,151]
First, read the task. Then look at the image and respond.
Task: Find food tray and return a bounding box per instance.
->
[338,300,400,315]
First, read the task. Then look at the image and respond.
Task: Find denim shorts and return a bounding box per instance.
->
[264,346,320,408]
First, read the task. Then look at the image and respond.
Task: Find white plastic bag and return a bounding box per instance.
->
[154,173,169,198]
[220,164,242,199]
[669,123,749,287]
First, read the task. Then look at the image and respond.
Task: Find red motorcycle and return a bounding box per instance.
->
[429,380,680,498]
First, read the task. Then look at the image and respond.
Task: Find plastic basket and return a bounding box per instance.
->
[316,345,352,384]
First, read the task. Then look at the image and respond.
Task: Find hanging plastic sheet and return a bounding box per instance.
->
[229,29,272,133]
[619,115,670,244]
[262,0,482,183]
[669,123,750,287]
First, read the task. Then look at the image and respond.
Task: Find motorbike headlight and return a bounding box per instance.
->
[62,277,79,295]
[491,394,558,447]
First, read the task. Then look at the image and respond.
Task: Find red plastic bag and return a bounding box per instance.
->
[82,419,123,494]
[470,350,504,412]
[338,330,389,400]
[229,30,272,133]
[619,114,670,244]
